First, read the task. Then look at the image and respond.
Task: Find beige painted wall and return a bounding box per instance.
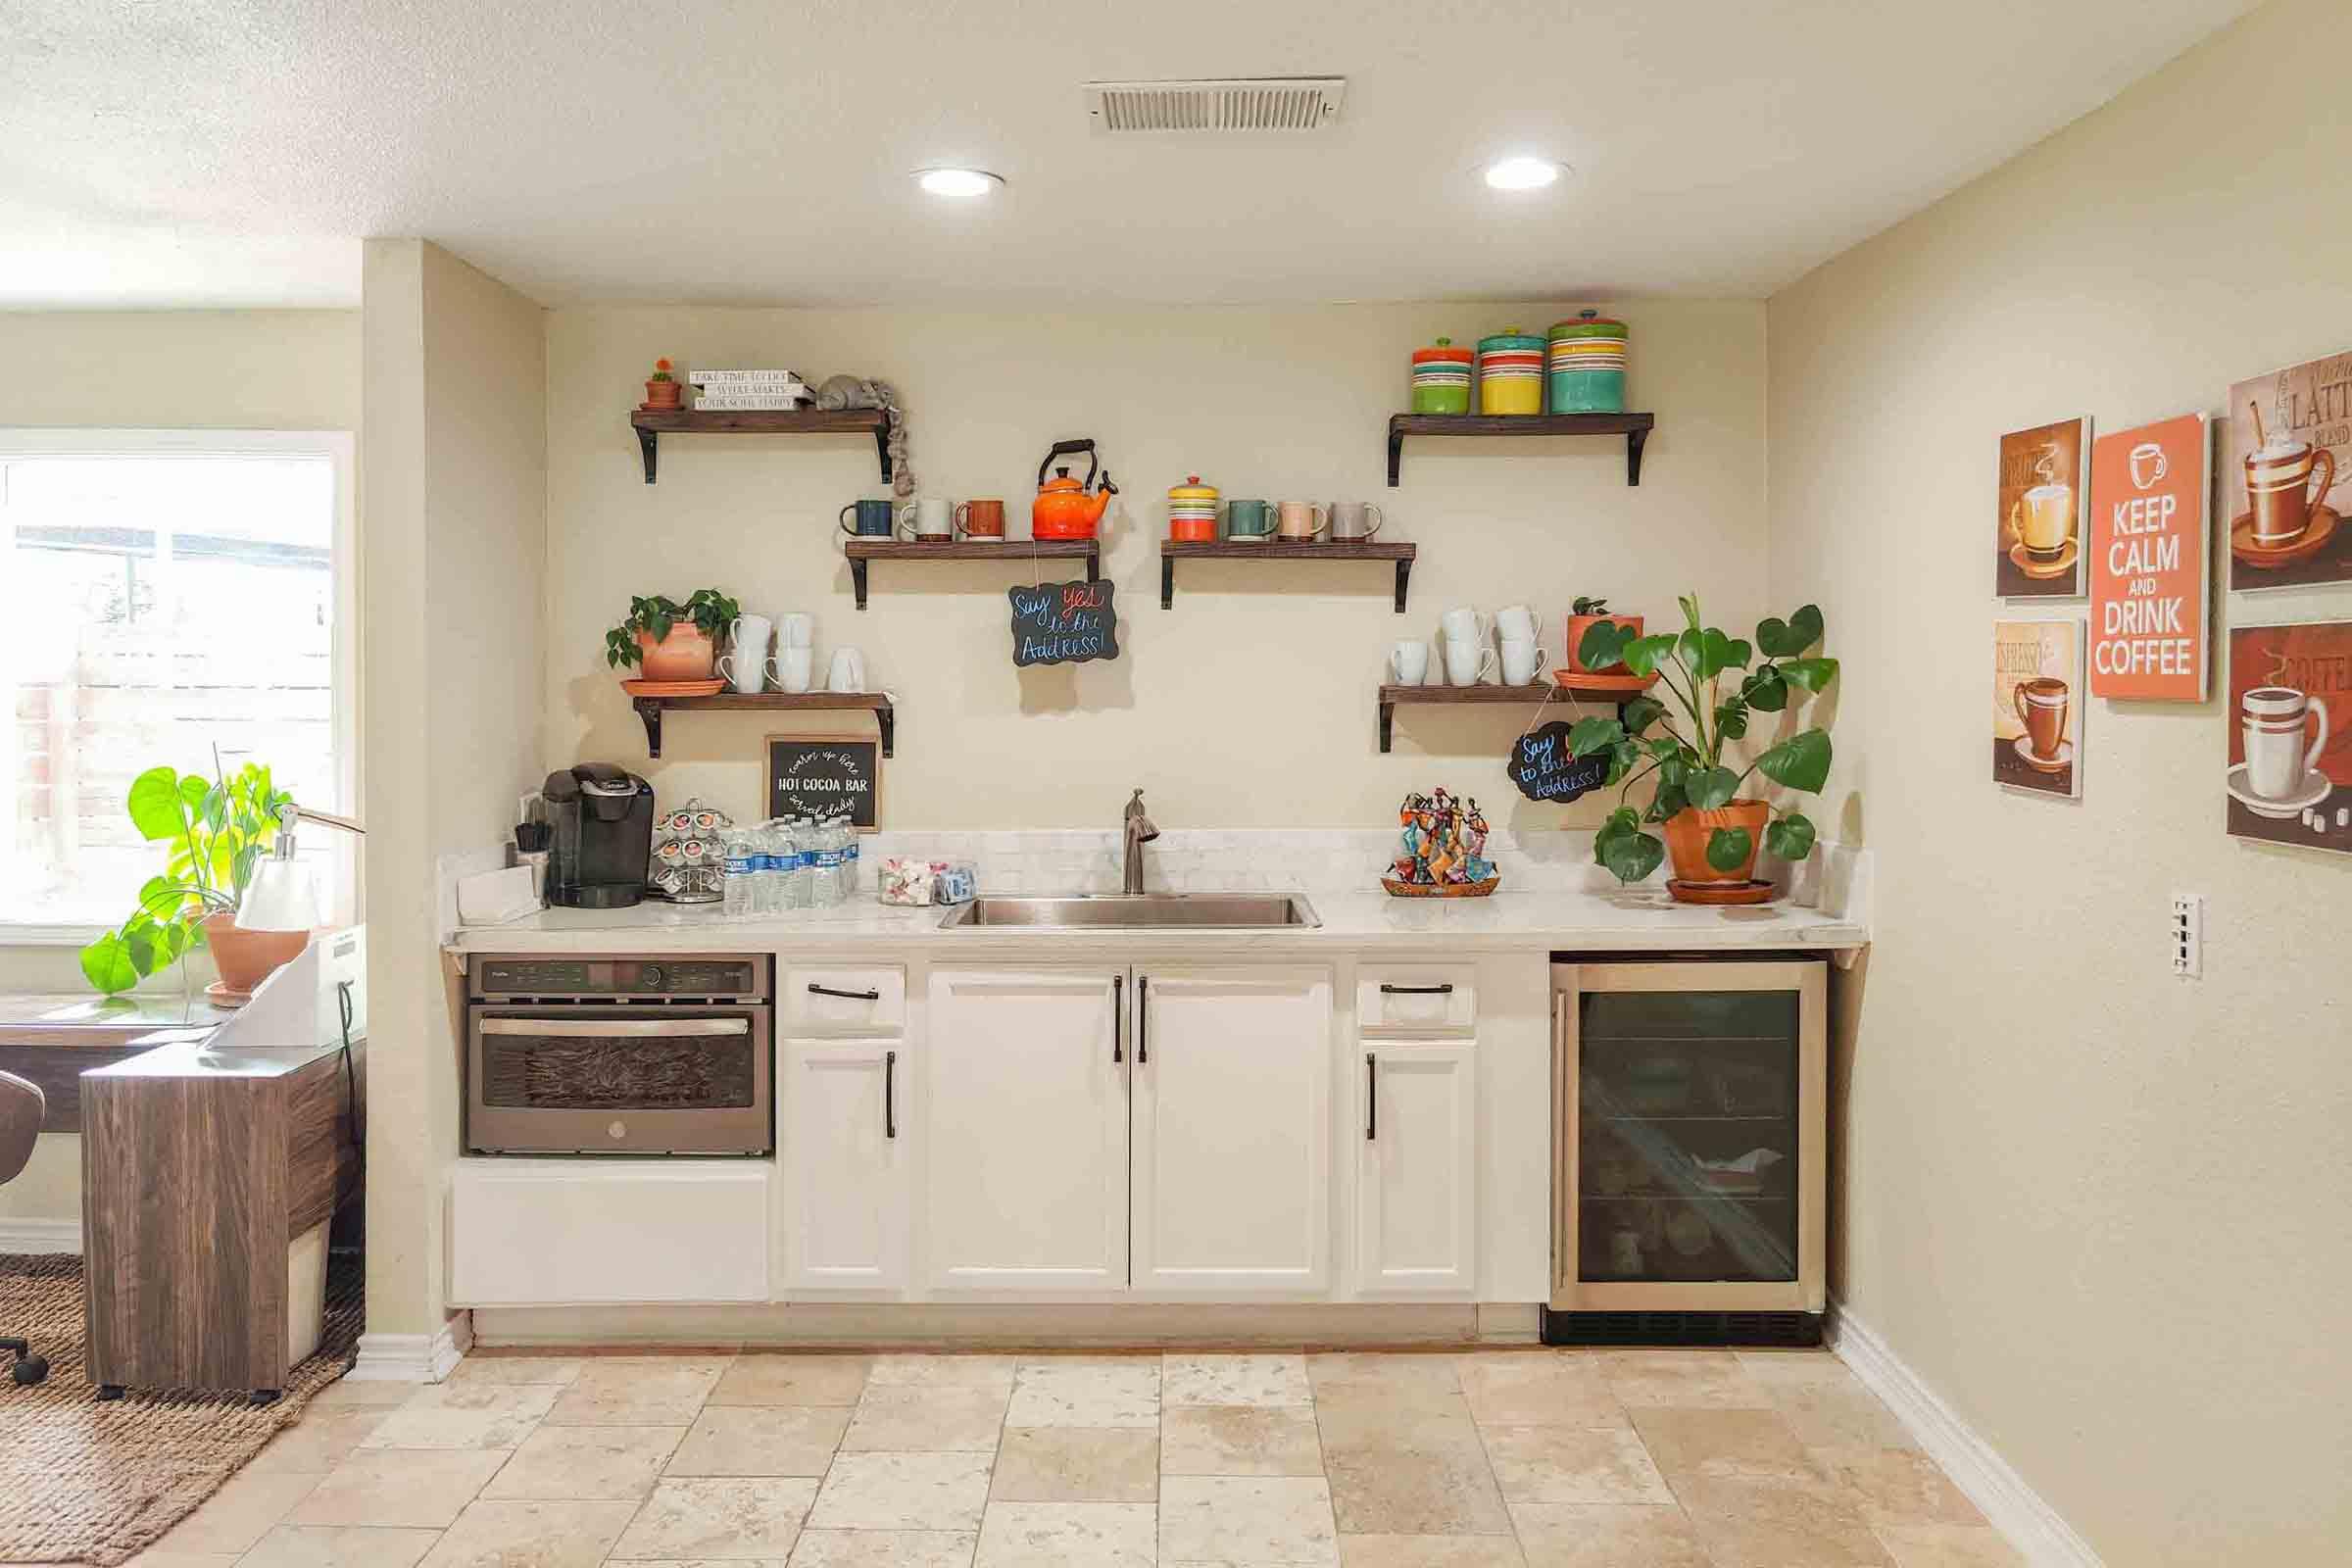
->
[0,310,360,997]
[545,302,1765,831]
[1768,1,2351,1561]
[361,240,546,1337]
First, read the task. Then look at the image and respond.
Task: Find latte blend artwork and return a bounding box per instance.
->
[2088,413,2209,700]
[1993,619,2082,798]
[2224,351,2352,591]
[2226,620,2352,851]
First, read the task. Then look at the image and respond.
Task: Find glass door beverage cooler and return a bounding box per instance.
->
[1548,957,1826,1341]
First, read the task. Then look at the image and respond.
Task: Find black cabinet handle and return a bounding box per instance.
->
[1379,983,1453,995]
[1112,973,1123,1063]
[1366,1053,1377,1140]
[884,1050,897,1139]
[1138,974,1150,1064]
[808,983,882,1002]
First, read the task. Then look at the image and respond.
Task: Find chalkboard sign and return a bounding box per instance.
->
[1009,579,1120,667]
[766,734,881,830]
[1508,720,1611,805]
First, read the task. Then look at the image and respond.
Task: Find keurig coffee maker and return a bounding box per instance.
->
[541,763,654,907]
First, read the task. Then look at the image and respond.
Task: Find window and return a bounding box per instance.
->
[2,430,357,935]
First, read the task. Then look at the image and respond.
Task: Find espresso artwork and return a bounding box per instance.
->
[1993,618,2082,797]
[1996,416,2089,598]
[2226,620,2352,852]
[2224,351,2352,591]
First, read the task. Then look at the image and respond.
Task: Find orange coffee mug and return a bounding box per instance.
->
[956,499,1006,539]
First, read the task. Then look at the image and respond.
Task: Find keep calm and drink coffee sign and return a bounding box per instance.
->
[2089,413,2210,701]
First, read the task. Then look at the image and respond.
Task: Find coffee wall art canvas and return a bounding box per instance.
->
[2226,620,2352,852]
[1997,416,2089,598]
[1993,618,2082,797]
[2088,413,2210,701]
[2224,351,2352,591]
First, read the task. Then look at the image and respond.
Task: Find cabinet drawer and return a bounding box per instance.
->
[785,965,907,1033]
[1357,966,1476,1033]
[450,1159,770,1305]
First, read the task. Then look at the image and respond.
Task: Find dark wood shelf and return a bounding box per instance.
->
[1158,540,1418,612]
[841,537,1100,610]
[1378,681,1555,753]
[630,408,892,485]
[631,691,894,759]
[1386,412,1655,488]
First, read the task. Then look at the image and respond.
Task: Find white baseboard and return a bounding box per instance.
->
[1830,1299,2102,1567]
[0,1218,80,1253]
[349,1312,472,1383]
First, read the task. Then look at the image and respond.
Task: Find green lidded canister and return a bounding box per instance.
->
[1409,337,1475,416]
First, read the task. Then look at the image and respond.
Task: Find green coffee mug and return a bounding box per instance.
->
[1226,498,1274,540]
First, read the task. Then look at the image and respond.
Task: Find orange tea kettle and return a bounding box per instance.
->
[1032,437,1119,540]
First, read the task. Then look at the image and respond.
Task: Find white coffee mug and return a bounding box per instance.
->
[1495,604,1538,643]
[827,646,868,693]
[1500,637,1547,687]
[1444,637,1496,687]
[2242,686,2329,800]
[776,612,814,648]
[769,647,814,694]
[897,497,953,541]
[1391,640,1430,685]
[718,615,772,694]
[1419,640,1445,686]
[1441,607,1490,644]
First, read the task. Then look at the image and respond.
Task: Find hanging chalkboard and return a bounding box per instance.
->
[1508,719,1611,804]
[766,734,881,830]
[1009,579,1120,667]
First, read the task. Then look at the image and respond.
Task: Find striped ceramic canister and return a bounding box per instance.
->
[1410,337,1476,415]
[1548,310,1629,413]
[1477,328,1547,416]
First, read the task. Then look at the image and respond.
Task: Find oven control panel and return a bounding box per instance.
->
[471,955,768,1002]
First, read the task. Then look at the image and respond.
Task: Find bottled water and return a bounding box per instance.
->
[786,815,815,910]
[756,820,783,916]
[721,828,756,918]
[814,812,848,906]
[840,813,860,899]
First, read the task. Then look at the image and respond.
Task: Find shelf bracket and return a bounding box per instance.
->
[637,426,659,485]
[851,557,869,611]
[1160,556,1175,610]
[1087,546,1101,584]
[1627,425,1647,487]
[873,421,894,484]
[1387,424,1405,488]
[877,703,896,759]
[1394,557,1412,613]
[634,698,663,758]
[1378,697,1396,754]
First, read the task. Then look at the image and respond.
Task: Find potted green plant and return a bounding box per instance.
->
[1568,596,1838,900]
[642,357,682,412]
[79,760,307,996]
[604,588,740,682]
[1563,595,1642,674]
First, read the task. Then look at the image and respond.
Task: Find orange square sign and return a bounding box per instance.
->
[2089,413,2211,700]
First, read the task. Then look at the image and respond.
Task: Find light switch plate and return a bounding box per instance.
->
[2171,892,2204,977]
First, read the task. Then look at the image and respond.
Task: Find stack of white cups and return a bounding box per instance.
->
[1495,604,1546,686]
[766,612,815,693]
[1440,608,1497,686]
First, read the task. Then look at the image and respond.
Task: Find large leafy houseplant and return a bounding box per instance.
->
[603,588,741,670]
[79,760,294,994]
[1567,597,1838,887]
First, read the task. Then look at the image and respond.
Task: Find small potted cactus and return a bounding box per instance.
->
[642,358,682,412]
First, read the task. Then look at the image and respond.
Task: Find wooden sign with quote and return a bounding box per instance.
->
[1009,579,1120,667]
[766,734,880,830]
[1508,720,1610,804]
[2089,413,2210,700]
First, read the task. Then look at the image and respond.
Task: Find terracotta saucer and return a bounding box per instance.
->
[2006,539,2079,580]
[1552,667,1662,696]
[1666,879,1778,906]
[621,677,727,697]
[2230,505,2339,568]
[204,980,254,1006]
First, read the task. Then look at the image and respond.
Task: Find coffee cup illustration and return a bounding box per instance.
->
[2008,484,2075,561]
[2244,438,2335,547]
[2129,441,2168,490]
[2013,676,2070,762]
[2240,686,2329,802]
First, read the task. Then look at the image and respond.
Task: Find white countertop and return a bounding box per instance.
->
[448,885,1868,956]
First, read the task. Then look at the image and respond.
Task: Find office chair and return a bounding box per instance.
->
[0,1070,50,1385]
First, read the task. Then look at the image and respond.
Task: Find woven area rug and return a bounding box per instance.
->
[0,1252,363,1566]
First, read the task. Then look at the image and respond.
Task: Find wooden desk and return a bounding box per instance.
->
[0,992,236,1131]
[80,1037,364,1399]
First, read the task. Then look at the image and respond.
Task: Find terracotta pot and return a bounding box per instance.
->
[635,622,716,681]
[643,378,682,411]
[1566,612,1642,673]
[1660,798,1770,886]
[203,911,309,996]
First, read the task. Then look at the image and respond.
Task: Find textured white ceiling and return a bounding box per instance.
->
[0,0,2256,310]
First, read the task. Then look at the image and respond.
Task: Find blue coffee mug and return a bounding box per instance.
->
[839,499,895,537]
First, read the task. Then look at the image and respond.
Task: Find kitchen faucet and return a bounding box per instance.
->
[1122,788,1159,894]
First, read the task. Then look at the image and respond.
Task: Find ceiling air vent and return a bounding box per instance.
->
[1084,77,1347,135]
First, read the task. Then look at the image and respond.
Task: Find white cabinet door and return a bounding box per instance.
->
[1355,1041,1478,1296]
[924,968,1128,1292]
[1132,966,1333,1295]
[780,1038,909,1292]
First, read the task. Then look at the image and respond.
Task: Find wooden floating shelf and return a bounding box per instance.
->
[1158,540,1418,612]
[1386,412,1656,488]
[629,408,893,485]
[841,537,1100,611]
[631,691,894,760]
[1376,680,1634,753]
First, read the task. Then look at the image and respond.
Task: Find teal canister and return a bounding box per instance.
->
[1547,310,1629,413]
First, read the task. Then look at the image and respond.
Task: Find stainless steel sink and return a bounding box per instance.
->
[938,893,1321,930]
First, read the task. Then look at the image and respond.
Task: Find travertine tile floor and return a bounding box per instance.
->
[117,1348,2022,1568]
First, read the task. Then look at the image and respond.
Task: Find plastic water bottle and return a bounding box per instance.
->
[815,814,847,906]
[721,828,756,918]
[755,821,783,915]
[785,816,815,910]
[840,813,860,899]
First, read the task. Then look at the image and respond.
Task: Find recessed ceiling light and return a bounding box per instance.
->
[1483,157,1564,191]
[915,168,1004,198]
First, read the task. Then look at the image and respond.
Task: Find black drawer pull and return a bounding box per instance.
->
[1138,974,1150,1064]
[808,984,882,1002]
[1379,983,1453,996]
[1366,1053,1377,1141]
[1112,973,1123,1063]
[884,1050,897,1140]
